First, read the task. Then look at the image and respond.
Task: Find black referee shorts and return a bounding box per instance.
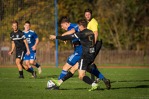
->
[15,49,26,60]
[94,40,102,60]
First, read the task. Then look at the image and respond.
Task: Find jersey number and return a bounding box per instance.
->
[26,38,31,44]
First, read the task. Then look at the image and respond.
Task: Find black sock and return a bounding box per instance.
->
[61,71,73,82]
[26,68,34,74]
[19,71,23,76]
[82,76,93,85]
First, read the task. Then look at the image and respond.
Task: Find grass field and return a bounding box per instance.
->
[0,67,149,99]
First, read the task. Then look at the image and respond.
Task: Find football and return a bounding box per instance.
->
[47,80,55,88]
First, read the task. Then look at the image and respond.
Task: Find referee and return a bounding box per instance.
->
[8,21,30,78]
[84,9,111,89]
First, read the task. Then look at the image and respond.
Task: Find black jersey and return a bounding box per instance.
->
[56,29,95,55]
[10,30,26,51]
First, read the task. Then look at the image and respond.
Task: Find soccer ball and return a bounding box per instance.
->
[47,80,55,88]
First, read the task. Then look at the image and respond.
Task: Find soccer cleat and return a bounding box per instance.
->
[46,86,59,90]
[19,75,24,78]
[88,83,98,91]
[38,67,42,74]
[51,78,60,87]
[32,71,37,78]
[104,79,111,90]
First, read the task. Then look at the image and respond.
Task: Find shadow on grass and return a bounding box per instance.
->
[111,80,149,83]
[110,85,149,90]
[37,74,79,79]
[109,80,149,90]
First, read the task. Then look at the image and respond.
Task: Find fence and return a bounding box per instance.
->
[0,42,149,66]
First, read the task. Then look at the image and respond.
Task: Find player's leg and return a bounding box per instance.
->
[87,63,111,89]
[78,59,98,91]
[51,62,79,87]
[57,62,79,85]
[50,52,81,88]
[23,53,37,78]
[33,61,41,74]
[30,52,41,74]
[15,50,26,78]
[58,52,80,80]
[15,58,24,78]
[58,63,71,80]
[90,40,102,81]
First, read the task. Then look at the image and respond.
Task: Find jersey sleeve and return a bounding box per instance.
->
[10,33,13,41]
[33,32,38,39]
[67,24,79,33]
[73,25,79,32]
[56,35,75,41]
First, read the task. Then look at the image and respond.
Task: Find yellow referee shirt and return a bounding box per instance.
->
[87,18,101,41]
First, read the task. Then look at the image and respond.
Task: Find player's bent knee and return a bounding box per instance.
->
[78,75,84,80]
[29,61,34,65]
[16,61,21,66]
[70,68,77,74]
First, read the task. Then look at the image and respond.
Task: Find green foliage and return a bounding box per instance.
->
[0,0,148,50]
[95,0,149,50]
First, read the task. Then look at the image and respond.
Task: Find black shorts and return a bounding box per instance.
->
[16,49,26,60]
[78,54,94,70]
[94,40,102,59]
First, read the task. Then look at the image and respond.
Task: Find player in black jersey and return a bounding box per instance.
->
[8,21,36,78]
[50,19,99,91]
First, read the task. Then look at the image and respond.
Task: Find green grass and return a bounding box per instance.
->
[0,67,149,99]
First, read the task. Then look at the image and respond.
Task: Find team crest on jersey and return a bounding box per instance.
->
[28,35,31,37]
[16,35,19,38]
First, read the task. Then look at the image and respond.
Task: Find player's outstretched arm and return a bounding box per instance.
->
[62,29,75,36]
[50,35,73,41]
[49,35,56,40]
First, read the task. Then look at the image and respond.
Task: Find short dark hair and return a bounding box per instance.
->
[25,21,30,24]
[59,16,70,23]
[84,9,92,15]
[77,19,87,28]
[12,20,18,25]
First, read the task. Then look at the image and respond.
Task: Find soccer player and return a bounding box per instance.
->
[8,20,30,78]
[59,9,111,89]
[50,19,99,91]
[53,16,82,80]
[23,21,42,75]
[84,9,111,89]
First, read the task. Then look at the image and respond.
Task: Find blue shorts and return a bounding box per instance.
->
[67,45,82,66]
[23,51,36,61]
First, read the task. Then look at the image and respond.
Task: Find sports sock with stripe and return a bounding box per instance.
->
[58,70,68,80]
[91,64,105,80]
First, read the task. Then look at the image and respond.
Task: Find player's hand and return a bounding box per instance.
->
[49,35,56,40]
[62,33,65,36]
[26,50,30,55]
[64,41,67,44]
[8,51,13,55]
[32,45,36,51]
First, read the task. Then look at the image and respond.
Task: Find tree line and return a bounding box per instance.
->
[0,0,149,51]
